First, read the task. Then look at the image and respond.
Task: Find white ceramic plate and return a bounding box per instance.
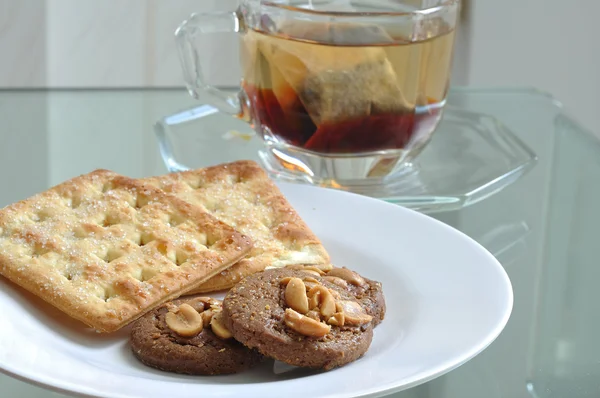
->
[0,183,513,398]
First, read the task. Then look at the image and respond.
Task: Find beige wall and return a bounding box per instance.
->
[0,0,470,89]
[0,0,239,88]
[463,0,600,137]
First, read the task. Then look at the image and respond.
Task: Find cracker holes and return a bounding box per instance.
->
[105,248,124,263]
[186,179,203,190]
[261,219,274,230]
[73,226,89,239]
[168,214,185,228]
[124,196,137,209]
[130,232,142,246]
[131,270,142,282]
[135,195,150,210]
[139,233,154,247]
[154,241,188,266]
[97,247,124,263]
[226,174,242,185]
[154,242,176,265]
[133,268,158,282]
[196,234,208,248]
[32,245,51,257]
[102,215,120,228]
[32,209,54,223]
[175,250,189,266]
[101,183,113,193]
[182,237,207,252]
[70,196,82,209]
[101,287,117,302]
[206,234,217,248]
[94,215,106,227]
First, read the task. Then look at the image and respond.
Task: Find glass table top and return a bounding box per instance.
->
[0,87,599,398]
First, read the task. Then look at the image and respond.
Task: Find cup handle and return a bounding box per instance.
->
[175,11,246,116]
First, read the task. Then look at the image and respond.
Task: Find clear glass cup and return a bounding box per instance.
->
[176,0,460,184]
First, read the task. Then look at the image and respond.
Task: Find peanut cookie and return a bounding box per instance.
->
[130,297,263,375]
[222,268,374,370]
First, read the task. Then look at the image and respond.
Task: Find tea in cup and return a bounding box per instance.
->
[176,1,460,182]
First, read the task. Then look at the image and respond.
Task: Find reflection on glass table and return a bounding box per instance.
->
[526,114,600,398]
[155,95,537,213]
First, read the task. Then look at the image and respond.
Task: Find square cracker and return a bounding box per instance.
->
[0,170,252,332]
[143,160,329,293]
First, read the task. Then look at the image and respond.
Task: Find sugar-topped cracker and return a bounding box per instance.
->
[144,160,329,293]
[0,170,252,332]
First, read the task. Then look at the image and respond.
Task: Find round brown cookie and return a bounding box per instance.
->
[286,264,386,326]
[222,268,374,370]
[130,297,263,375]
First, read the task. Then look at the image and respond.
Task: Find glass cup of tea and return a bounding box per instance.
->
[176,0,460,184]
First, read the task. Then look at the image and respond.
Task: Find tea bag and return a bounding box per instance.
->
[241,30,273,89]
[242,30,304,110]
[241,30,316,143]
[258,20,411,126]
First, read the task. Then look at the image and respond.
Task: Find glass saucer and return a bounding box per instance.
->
[154,102,537,213]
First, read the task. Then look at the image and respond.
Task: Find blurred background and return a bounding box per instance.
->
[1,0,598,136]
